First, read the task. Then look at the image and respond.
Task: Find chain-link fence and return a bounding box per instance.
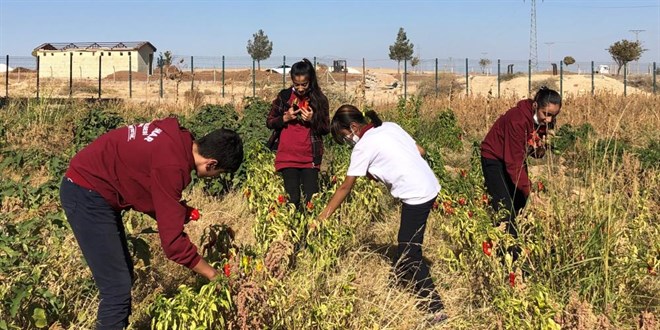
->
[1,54,657,103]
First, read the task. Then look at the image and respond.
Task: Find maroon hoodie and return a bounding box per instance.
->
[481,99,547,197]
[65,117,201,269]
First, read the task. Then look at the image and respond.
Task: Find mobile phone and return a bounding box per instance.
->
[292,103,300,111]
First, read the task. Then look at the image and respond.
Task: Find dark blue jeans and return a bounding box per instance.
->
[60,177,133,330]
[395,196,444,313]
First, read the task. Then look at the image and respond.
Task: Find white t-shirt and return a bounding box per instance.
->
[346,122,441,205]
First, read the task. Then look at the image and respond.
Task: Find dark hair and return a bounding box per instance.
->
[533,86,562,110]
[196,128,244,172]
[290,58,329,133]
[330,104,382,144]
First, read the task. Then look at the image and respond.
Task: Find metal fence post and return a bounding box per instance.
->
[624,63,627,97]
[528,59,532,95]
[159,63,163,98]
[653,62,657,94]
[4,55,8,98]
[252,59,256,97]
[128,52,132,98]
[282,55,286,89]
[465,58,469,96]
[36,55,40,99]
[344,62,347,96]
[404,58,408,99]
[559,60,563,97]
[362,58,366,100]
[69,53,73,97]
[435,58,438,97]
[313,56,316,69]
[191,56,194,93]
[221,55,225,98]
[98,54,102,99]
[497,59,501,98]
[591,61,595,96]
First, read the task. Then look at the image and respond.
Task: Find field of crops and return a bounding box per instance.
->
[0,91,658,329]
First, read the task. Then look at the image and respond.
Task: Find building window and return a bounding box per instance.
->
[51,53,54,56]
[43,52,46,56]
[80,52,83,55]
[108,52,111,56]
[100,52,104,56]
[120,52,123,56]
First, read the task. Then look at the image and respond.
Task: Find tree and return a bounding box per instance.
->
[411,56,420,73]
[562,56,575,67]
[607,39,645,75]
[157,50,173,67]
[389,27,414,74]
[479,58,492,74]
[246,29,273,71]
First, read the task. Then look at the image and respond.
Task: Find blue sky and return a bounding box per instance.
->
[1,0,658,67]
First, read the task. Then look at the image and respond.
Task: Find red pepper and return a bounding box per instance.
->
[509,272,516,287]
[460,169,467,178]
[277,195,286,204]
[468,210,474,218]
[482,194,489,205]
[537,181,545,192]
[306,201,314,211]
[223,263,231,277]
[432,201,439,210]
[186,207,200,221]
[482,241,492,256]
[458,197,467,206]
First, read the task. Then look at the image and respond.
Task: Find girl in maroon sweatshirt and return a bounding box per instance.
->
[60,118,243,329]
[480,87,561,260]
[266,59,330,208]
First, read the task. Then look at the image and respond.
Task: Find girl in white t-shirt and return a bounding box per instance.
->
[314,104,447,323]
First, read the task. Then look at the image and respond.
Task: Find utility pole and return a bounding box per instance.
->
[525,0,539,71]
[629,29,645,74]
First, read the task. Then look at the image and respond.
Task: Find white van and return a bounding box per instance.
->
[597,65,610,74]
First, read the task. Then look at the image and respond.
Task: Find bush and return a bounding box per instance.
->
[637,139,660,170]
[73,107,123,149]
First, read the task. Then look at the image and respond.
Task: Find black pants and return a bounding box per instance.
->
[280,168,319,208]
[394,197,444,313]
[481,157,527,260]
[60,177,133,330]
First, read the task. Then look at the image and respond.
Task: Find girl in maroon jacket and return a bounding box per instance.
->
[267,59,330,208]
[480,87,561,260]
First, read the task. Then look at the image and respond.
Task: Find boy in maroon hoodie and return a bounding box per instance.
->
[480,87,561,261]
[60,117,243,329]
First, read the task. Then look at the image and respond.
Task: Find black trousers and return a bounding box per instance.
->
[60,177,133,330]
[481,157,527,260]
[395,196,444,313]
[280,168,319,208]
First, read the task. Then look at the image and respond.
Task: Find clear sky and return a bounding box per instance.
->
[1,0,659,67]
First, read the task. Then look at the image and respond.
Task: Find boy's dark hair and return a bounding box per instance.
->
[330,104,382,144]
[533,86,562,110]
[290,58,329,133]
[196,128,244,172]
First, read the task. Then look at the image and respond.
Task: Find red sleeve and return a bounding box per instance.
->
[503,119,531,197]
[267,91,287,130]
[151,167,201,269]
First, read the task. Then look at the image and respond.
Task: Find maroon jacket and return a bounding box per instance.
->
[267,88,329,171]
[65,117,201,269]
[481,99,547,197]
